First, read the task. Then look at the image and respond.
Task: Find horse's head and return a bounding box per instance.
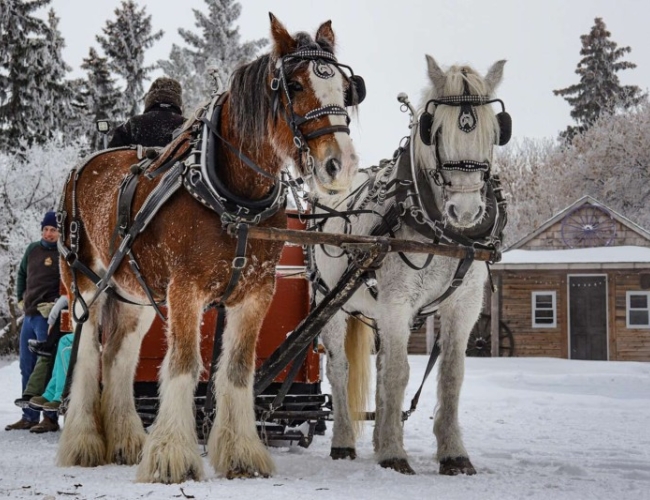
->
[415,55,510,231]
[228,14,361,197]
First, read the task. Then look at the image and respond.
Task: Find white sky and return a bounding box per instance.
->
[1,355,649,499]
[45,0,650,164]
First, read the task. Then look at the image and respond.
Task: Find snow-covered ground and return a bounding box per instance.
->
[1,355,649,500]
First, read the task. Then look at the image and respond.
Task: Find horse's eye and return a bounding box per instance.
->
[287,81,303,93]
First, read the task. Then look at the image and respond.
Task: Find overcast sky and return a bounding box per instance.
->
[47,0,650,164]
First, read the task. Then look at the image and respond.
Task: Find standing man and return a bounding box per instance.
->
[107,76,185,148]
[5,211,61,431]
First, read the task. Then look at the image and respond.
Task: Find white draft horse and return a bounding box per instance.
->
[315,55,509,475]
[57,14,361,483]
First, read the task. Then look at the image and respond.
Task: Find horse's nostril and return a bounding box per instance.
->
[475,206,484,220]
[325,158,341,178]
[448,204,458,220]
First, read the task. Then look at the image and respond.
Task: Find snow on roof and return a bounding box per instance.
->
[493,245,650,269]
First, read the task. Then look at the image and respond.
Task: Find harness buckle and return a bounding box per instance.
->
[270,78,280,91]
[450,278,463,288]
[232,256,247,270]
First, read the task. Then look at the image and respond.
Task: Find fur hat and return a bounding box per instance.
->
[41,211,57,229]
[144,77,182,112]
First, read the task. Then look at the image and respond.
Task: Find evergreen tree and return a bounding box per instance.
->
[158,0,266,112]
[78,48,123,151]
[554,17,645,141]
[0,0,52,152]
[34,10,75,141]
[96,0,163,118]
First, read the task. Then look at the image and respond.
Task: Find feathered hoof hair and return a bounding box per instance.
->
[144,77,183,112]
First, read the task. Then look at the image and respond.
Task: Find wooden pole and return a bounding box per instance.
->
[490,274,501,357]
[237,226,496,262]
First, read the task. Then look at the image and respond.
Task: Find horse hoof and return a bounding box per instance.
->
[226,467,270,479]
[330,447,356,460]
[439,456,476,476]
[379,458,416,475]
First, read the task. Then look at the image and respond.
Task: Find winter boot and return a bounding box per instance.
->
[29,415,60,434]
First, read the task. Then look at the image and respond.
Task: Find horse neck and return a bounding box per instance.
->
[217,100,282,200]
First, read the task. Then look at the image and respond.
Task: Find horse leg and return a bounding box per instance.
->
[136,282,204,483]
[57,292,107,467]
[322,312,357,460]
[373,312,414,474]
[101,297,155,465]
[208,289,275,478]
[435,288,484,476]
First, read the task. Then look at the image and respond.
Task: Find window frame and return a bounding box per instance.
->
[531,290,557,328]
[626,291,650,329]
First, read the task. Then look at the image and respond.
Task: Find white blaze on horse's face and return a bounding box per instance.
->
[306,61,358,195]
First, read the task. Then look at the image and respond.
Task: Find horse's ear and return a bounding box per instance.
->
[425,54,446,93]
[269,12,297,56]
[315,20,336,51]
[485,60,506,94]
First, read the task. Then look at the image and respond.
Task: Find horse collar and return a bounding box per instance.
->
[183,93,287,225]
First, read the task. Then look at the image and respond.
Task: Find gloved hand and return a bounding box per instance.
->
[17,300,24,311]
[37,302,55,318]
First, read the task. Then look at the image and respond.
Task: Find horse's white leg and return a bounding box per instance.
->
[136,282,204,483]
[101,298,155,465]
[321,311,357,459]
[435,269,486,476]
[208,289,275,478]
[373,309,414,474]
[57,292,107,467]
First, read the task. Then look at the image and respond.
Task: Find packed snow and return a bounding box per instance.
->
[1,355,649,500]
[499,245,650,265]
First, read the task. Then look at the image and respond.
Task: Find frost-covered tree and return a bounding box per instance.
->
[33,10,76,140]
[554,17,645,142]
[494,139,572,246]
[0,0,52,152]
[78,48,123,151]
[556,100,650,230]
[0,139,80,346]
[158,0,266,112]
[96,0,163,118]
[496,99,650,246]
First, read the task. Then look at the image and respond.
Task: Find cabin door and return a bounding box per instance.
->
[568,275,608,360]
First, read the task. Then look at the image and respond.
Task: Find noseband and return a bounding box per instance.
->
[271,49,363,175]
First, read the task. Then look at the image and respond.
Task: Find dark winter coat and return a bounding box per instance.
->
[17,241,60,316]
[107,104,185,148]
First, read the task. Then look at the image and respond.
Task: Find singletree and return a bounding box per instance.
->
[158,0,266,112]
[96,0,163,118]
[554,17,645,141]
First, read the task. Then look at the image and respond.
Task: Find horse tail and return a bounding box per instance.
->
[344,314,374,436]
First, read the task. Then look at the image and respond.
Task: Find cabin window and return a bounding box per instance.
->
[626,291,650,328]
[532,291,557,328]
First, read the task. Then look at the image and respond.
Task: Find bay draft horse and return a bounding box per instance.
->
[315,55,510,475]
[56,14,362,483]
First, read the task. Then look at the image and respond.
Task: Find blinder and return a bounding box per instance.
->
[418,96,512,147]
[345,74,366,107]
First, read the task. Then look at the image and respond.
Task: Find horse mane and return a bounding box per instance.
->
[415,64,499,167]
[228,32,335,155]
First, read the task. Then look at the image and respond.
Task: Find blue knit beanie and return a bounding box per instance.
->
[41,211,57,229]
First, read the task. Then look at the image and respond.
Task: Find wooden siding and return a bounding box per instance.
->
[520,206,648,251]
[495,268,650,361]
[612,271,650,361]
[408,325,428,354]
[499,271,566,358]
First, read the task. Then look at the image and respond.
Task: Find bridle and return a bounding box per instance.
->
[418,74,512,195]
[271,49,365,182]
